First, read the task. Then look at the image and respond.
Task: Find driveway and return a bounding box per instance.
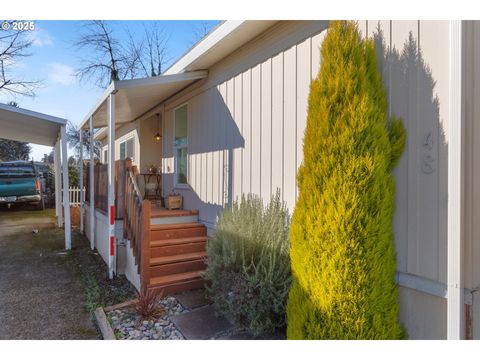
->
[0,207,99,339]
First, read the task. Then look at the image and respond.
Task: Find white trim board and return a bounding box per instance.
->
[447,19,464,340]
[396,271,472,306]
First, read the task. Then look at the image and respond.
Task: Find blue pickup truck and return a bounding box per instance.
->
[0,161,45,210]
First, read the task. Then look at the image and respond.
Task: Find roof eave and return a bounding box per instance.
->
[0,102,67,125]
[163,20,246,75]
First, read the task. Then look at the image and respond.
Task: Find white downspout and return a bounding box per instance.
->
[107,93,116,280]
[61,124,71,250]
[447,20,464,340]
[79,128,84,234]
[89,116,95,250]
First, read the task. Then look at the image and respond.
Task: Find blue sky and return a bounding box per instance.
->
[0,20,218,161]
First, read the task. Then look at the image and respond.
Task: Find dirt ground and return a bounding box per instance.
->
[0,204,137,341]
[0,205,100,339]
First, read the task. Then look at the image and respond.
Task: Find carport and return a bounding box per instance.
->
[0,102,72,249]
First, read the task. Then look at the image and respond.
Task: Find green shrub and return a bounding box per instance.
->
[286,20,406,339]
[204,191,291,335]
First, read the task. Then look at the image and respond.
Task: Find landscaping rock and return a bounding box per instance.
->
[106,296,186,340]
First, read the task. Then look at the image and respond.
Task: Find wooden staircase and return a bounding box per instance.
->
[147,221,208,296]
[123,159,207,296]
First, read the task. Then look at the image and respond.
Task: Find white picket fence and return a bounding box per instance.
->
[66,187,85,205]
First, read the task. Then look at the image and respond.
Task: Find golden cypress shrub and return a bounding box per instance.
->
[286,20,406,339]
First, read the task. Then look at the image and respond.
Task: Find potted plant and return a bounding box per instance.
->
[165,191,183,210]
[147,164,158,174]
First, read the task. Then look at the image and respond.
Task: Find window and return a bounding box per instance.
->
[174,104,188,186]
[119,138,135,161]
[103,148,108,164]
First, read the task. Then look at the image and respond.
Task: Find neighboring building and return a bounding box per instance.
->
[80,20,478,339]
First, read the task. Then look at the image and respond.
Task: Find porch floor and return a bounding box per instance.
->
[150,203,199,219]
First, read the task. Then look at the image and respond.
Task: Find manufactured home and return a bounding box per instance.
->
[78,20,480,339]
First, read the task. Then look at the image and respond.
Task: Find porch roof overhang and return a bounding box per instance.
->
[163,20,278,75]
[0,102,67,146]
[79,70,208,131]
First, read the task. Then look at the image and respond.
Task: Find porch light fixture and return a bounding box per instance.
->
[154,113,161,141]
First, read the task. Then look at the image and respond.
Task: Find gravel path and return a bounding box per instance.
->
[0,207,99,339]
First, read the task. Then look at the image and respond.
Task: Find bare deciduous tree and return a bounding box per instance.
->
[76,21,171,88]
[0,21,40,98]
[75,21,138,88]
[141,24,170,77]
[66,120,101,160]
[124,23,170,78]
[189,21,217,46]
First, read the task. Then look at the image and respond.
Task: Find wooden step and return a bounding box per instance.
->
[149,270,204,286]
[151,236,208,247]
[150,251,207,266]
[150,223,206,241]
[147,277,206,297]
[150,241,207,258]
[150,258,207,278]
[148,270,206,297]
[151,222,204,230]
[150,214,199,226]
[150,208,199,218]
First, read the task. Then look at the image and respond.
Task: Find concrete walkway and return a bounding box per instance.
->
[172,289,256,340]
[0,208,98,339]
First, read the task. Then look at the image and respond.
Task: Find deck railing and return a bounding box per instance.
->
[123,158,151,291]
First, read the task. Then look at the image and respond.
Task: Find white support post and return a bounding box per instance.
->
[107,93,116,279]
[447,20,464,340]
[54,139,62,227]
[79,128,84,234]
[89,116,95,250]
[61,124,71,250]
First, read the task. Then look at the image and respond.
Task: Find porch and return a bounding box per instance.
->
[82,157,207,295]
[77,71,209,295]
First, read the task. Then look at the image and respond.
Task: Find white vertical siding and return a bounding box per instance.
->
[121,21,452,293]
[283,45,297,210]
[234,74,243,199]
[211,88,221,207]
[162,21,331,228]
[463,21,480,292]
[162,20,450,289]
[154,20,457,339]
[271,52,284,199]
[251,64,262,198]
[311,31,323,81]
[295,37,311,201]
[357,21,450,285]
[360,20,450,339]
[242,69,252,196]
[260,59,272,201]
[463,21,480,339]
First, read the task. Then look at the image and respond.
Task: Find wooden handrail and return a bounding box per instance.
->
[141,200,151,291]
[123,158,151,292]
